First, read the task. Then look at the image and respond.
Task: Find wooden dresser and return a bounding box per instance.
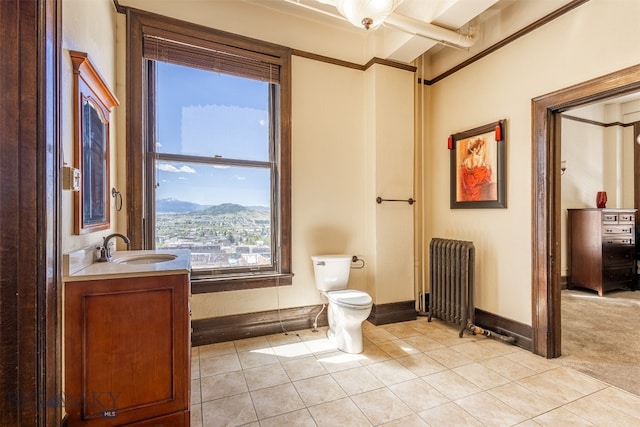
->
[568,208,637,296]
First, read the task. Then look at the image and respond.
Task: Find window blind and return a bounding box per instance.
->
[143,33,280,83]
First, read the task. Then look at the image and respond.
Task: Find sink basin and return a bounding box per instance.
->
[112,253,178,265]
[65,248,190,281]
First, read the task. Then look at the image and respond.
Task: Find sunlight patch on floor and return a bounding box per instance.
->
[316,352,367,364]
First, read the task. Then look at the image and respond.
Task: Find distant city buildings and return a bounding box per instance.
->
[155,204,272,269]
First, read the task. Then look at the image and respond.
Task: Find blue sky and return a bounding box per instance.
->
[154,62,271,206]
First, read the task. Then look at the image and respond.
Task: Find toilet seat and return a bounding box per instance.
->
[327,289,372,309]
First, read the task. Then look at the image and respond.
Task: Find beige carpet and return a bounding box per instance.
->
[560,288,640,397]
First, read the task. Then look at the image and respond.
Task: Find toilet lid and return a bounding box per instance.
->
[327,290,372,309]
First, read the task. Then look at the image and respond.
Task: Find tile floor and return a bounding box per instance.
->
[190,317,640,426]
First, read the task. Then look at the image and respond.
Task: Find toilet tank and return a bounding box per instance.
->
[311,255,352,292]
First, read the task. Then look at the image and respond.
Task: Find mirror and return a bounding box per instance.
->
[70,51,119,234]
[82,99,107,225]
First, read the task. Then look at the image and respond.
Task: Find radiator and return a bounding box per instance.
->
[428,238,475,337]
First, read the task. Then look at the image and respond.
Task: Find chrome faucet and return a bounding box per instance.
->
[96,233,131,262]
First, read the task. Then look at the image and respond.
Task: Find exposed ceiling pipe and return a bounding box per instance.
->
[384,13,476,49]
[279,0,476,50]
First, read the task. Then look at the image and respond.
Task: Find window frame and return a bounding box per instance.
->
[127,11,292,292]
[146,63,277,276]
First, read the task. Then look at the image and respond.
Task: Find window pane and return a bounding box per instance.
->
[156,61,270,161]
[154,160,272,270]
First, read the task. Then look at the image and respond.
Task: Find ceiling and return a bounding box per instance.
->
[248,0,640,108]
[118,0,639,108]
[120,0,578,73]
[253,0,503,63]
[245,0,577,66]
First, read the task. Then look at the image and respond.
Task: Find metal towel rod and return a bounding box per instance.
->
[376,197,416,205]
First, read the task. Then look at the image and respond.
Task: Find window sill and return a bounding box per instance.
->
[190,273,294,294]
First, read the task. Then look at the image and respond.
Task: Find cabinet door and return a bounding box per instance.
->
[65,274,190,426]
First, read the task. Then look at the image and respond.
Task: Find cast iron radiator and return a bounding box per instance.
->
[428,238,475,337]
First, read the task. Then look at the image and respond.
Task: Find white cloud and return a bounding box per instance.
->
[157,163,179,172]
[235,176,246,180]
[157,163,196,173]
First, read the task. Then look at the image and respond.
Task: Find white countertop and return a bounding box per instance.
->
[64,249,191,282]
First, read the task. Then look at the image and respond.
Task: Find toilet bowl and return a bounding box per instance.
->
[311,255,373,354]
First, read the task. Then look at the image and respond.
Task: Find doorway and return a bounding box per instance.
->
[531,64,640,358]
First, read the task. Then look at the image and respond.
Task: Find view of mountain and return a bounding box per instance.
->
[155,199,272,269]
[156,198,210,213]
[199,203,248,216]
[156,198,270,214]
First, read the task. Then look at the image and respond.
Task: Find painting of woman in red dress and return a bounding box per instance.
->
[457,135,497,202]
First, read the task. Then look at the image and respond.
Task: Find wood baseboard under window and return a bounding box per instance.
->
[192,304,326,345]
[190,273,294,293]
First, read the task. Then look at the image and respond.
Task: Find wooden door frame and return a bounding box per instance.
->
[0,0,60,424]
[532,64,640,358]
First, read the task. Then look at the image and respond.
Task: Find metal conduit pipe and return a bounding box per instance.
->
[384,13,476,49]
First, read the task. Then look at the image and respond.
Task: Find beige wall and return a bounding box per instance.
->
[560,117,607,278]
[61,0,120,254]
[622,99,640,207]
[192,58,416,319]
[424,0,640,325]
[367,64,416,304]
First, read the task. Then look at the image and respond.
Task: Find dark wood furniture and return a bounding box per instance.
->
[568,208,637,296]
[65,273,191,426]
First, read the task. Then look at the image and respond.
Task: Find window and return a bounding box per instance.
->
[127,12,292,291]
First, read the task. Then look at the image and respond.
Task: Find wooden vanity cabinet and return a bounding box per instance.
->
[568,208,637,296]
[65,273,191,426]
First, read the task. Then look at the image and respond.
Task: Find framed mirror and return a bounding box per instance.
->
[70,51,119,234]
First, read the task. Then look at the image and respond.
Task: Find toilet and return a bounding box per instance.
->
[311,255,373,354]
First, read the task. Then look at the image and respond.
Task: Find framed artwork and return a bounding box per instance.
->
[70,51,119,234]
[450,119,506,209]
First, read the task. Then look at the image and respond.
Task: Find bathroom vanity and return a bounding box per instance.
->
[63,249,191,426]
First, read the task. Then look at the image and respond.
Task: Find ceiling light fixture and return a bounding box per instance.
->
[335,0,400,30]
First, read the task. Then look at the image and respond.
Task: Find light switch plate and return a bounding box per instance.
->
[63,166,81,191]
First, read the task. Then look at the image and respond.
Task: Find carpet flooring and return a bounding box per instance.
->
[560,288,640,397]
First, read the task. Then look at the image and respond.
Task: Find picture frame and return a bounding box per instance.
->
[70,51,119,234]
[450,119,506,209]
